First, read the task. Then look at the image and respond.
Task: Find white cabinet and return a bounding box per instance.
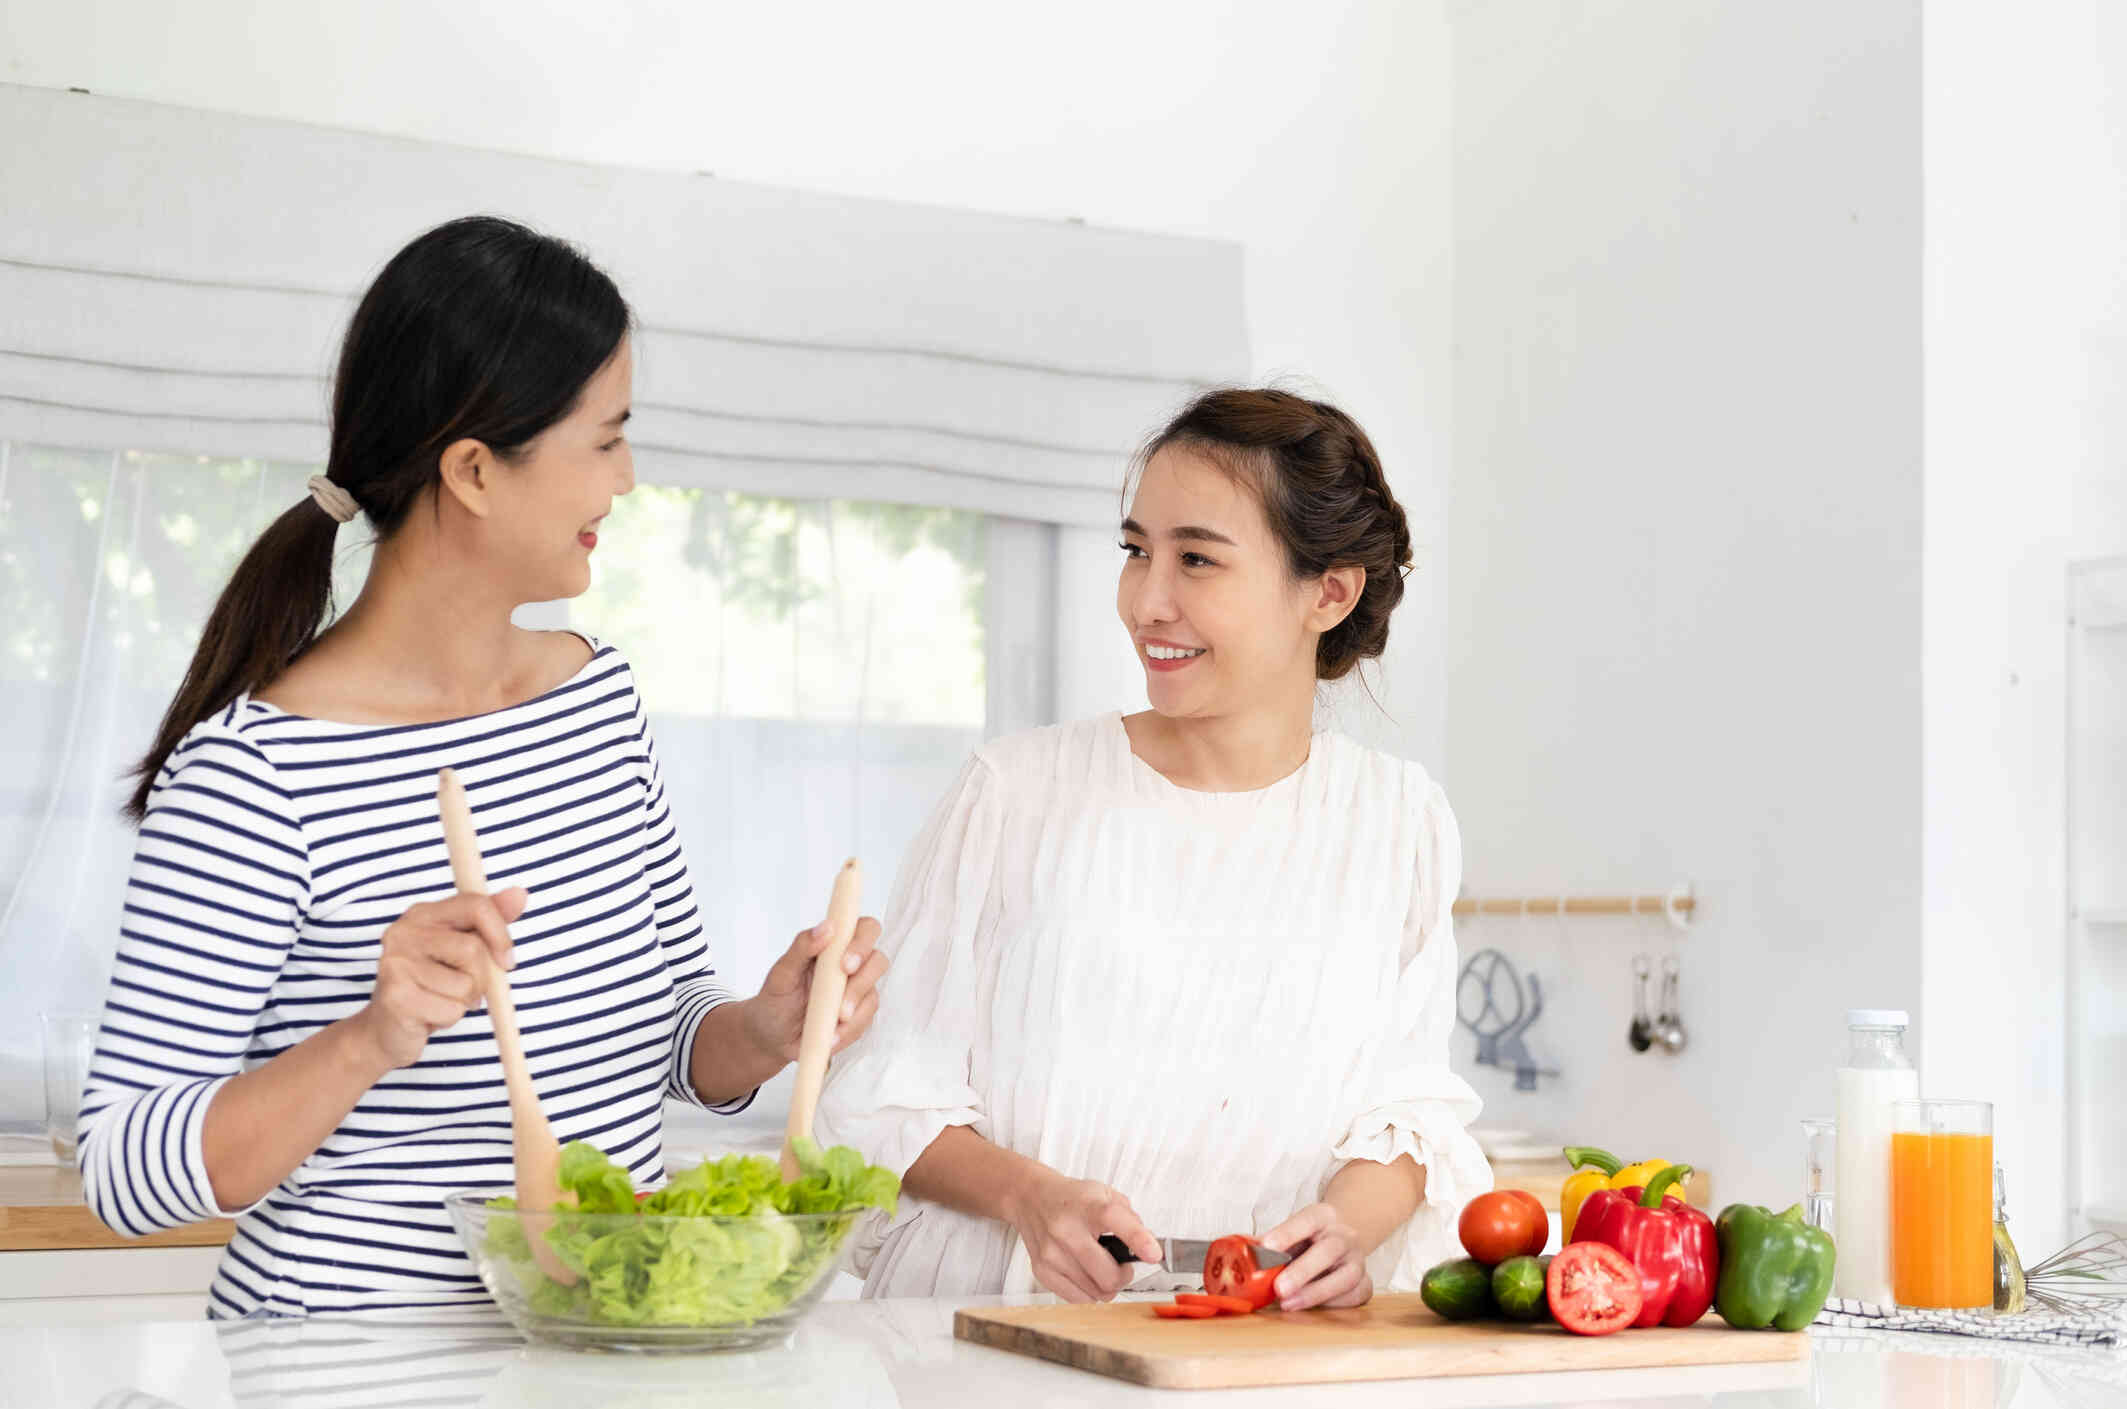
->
[2068,556,2127,1237]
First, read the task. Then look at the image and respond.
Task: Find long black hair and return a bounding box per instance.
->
[126,215,631,820]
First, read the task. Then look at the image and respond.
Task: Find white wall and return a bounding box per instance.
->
[1923,0,2127,1251]
[1445,0,1924,1215]
[2,0,1457,769]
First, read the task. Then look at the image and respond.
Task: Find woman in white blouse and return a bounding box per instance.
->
[819,388,1490,1311]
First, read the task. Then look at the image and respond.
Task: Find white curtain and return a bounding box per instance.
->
[0,84,1247,527]
[0,84,1246,1148]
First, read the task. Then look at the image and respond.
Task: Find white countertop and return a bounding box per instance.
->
[5,1297,2122,1409]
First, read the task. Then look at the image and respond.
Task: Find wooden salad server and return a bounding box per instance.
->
[781,858,864,1182]
[437,767,577,1286]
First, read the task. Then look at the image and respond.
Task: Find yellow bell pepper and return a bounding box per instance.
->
[1561,1147,1676,1241]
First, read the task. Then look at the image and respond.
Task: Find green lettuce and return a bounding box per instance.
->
[481,1139,897,1328]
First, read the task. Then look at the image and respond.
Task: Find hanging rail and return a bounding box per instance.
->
[1452,884,1695,931]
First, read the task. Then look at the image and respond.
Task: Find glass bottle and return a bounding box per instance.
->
[1834,1009,1919,1304]
[1993,1162,2026,1314]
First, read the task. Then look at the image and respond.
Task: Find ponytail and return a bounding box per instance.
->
[124,499,340,820]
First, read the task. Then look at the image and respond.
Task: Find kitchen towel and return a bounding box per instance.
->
[1815,1296,2126,1349]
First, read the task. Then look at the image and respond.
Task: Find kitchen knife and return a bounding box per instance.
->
[1098,1234,1295,1271]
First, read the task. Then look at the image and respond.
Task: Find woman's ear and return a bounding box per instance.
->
[1307,564,1365,634]
[437,438,494,519]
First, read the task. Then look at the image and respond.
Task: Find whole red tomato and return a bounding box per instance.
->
[1458,1190,1550,1264]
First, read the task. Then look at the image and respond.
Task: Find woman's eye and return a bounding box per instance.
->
[601,436,627,452]
[1182,552,1215,569]
[1118,541,1147,559]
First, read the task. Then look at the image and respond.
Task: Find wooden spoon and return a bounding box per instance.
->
[436,767,578,1286]
[781,858,864,1182]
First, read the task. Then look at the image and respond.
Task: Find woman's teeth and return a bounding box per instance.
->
[1146,645,1205,661]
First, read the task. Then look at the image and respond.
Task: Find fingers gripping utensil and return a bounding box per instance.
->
[1629,953,1655,1052]
[782,859,864,1182]
[1656,955,1688,1053]
[436,768,577,1286]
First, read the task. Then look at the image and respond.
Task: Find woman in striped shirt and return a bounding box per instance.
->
[77,217,889,1318]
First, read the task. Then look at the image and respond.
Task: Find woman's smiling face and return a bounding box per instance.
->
[1116,444,1329,719]
[479,338,636,603]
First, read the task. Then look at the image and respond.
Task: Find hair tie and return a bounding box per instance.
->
[306,475,359,524]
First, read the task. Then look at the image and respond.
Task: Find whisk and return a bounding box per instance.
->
[2018,1231,2127,1316]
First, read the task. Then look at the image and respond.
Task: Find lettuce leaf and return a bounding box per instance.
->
[481,1139,898,1328]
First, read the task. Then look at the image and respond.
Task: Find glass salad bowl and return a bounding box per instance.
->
[445,1192,870,1352]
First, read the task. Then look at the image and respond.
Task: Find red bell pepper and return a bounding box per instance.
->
[1568,1163,1718,1327]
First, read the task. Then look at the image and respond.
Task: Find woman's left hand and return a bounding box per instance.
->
[742,916,889,1064]
[1261,1203,1375,1312]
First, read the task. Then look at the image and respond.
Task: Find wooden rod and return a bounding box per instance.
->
[1452,894,1697,919]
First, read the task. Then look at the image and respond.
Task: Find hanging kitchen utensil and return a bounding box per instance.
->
[1630,953,1655,1052]
[1456,948,1525,1068]
[1494,972,1558,1091]
[1656,955,1687,1053]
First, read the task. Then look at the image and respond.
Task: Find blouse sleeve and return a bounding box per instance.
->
[629,693,749,1114]
[77,718,308,1235]
[816,755,1001,1184]
[1328,777,1494,1291]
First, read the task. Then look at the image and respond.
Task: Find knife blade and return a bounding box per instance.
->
[1097,1234,1295,1272]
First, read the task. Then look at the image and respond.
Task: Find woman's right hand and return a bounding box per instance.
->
[1009,1170,1161,1303]
[350,888,529,1071]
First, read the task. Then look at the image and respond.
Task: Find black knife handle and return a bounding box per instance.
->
[1098,1234,1134,1264]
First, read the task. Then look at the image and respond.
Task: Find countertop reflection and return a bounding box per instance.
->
[10,1298,2124,1409]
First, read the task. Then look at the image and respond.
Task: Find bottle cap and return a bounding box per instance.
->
[1847,1008,1910,1028]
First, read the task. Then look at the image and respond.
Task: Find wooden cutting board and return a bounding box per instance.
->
[955,1294,1808,1390]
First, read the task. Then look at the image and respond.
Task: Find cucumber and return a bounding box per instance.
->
[1420,1257,1496,1321]
[1492,1255,1552,1321]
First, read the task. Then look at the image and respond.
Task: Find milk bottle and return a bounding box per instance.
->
[1834,1008,1919,1304]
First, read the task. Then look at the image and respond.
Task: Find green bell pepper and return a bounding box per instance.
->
[1713,1203,1837,1331]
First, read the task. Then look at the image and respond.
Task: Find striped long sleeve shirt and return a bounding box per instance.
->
[77,640,749,1318]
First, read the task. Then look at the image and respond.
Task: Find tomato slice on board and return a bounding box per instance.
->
[1177,1292,1256,1315]
[1154,1302,1221,1319]
[1546,1242,1644,1336]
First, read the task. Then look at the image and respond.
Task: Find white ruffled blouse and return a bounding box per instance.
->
[816,712,1492,1298]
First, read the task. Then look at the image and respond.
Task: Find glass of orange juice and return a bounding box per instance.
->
[1890,1100,1994,1309]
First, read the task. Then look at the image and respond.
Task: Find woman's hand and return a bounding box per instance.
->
[737,916,890,1063]
[1008,1170,1161,1303]
[1261,1202,1375,1311]
[350,888,528,1071]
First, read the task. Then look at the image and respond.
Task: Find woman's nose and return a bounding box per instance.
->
[1129,565,1178,625]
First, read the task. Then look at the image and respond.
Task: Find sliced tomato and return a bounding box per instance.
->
[1154,1302,1221,1319]
[1546,1242,1644,1336]
[1176,1292,1256,1315]
[1237,1265,1284,1311]
[1202,1235,1259,1299]
[1203,1234,1287,1310]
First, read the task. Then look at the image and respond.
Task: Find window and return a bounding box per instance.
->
[0,443,1006,1144]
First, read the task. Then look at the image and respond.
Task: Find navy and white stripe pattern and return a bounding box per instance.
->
[77,641,749,1318]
